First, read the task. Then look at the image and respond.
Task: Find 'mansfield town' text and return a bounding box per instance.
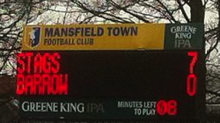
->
[43,26,138,46]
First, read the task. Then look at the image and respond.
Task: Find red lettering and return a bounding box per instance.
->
[17,53,26,73]
[187,74,197,96]
[157,100,167,115]
[33,74,41,95]
[25,75,34,95]
[43,53,51,73]
[59,74,68,95]
[16,74,68,95]
[26,52,33,73]
[16,52,68,95]
[42,74,50,95]
[16,74,25,95]
[34,53,61,73]
[51,53,61,73]
[167,100,177,115]
[34,53,43,73]
[157,100,177,116]
[187,51,198,96]
[50,74,59,95]
[188,51,197,74]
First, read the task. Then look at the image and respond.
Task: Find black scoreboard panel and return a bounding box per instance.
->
[17,50,205,122]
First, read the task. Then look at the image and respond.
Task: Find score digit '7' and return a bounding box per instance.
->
[156,51,198,116]
[187,51,198,97]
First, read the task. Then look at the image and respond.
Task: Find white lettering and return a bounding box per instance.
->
[171,26,196,34]
[60,102,84,113]
[21,101,58,112]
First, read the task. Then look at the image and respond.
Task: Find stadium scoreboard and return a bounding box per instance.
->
[17,23,205,122]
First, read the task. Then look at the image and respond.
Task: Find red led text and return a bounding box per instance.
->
[156,100,177,116]
[16,52,68,95]
[187,51,198,96]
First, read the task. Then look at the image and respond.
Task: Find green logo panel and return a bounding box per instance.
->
[164,24,204,50]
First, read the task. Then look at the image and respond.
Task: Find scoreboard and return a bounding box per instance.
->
[17,24,205,122]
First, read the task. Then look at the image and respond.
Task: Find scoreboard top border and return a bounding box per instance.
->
[21,23,204,51]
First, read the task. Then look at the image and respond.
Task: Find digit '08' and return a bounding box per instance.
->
[156,100,177,115]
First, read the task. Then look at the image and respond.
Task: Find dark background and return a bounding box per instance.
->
[19,50,205,121]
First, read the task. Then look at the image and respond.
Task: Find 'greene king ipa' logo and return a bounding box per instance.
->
[25,26,41,49]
